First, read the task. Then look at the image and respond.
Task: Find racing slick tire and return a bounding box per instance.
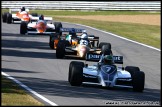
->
[6,13,12,24]
[69,64,83,86]
[125,66,145,92]
[69,61,84,82]
[54,22,62,34]
[100,43,112,55]
[2,12,8,23]
[99,42,111,49]
[31,13,38,16]
[20,21,27,34]
[49,33,59,49]
[56,40,66,58]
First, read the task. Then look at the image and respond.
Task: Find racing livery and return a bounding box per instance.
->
[49,28,85,49]
[2,8,38,24]
[52,28,111,59]
[68,48,145,92]
[20,16,62,35]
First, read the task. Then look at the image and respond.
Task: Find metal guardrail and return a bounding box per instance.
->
[1,1,161,11]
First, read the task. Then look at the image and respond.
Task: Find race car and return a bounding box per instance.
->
[2,7,38,24]
[49,27,84,49]
[68,47,145,92]
[54,28,111,59]
[20,14,62,35]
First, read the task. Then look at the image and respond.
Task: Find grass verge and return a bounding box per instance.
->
[1,76,44,106]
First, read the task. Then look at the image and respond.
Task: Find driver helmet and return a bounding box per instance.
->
[21,6,25,12]
[103,55,113,65]
[39,14,44,20]
[81,33,88,39]
[82,30,87,34]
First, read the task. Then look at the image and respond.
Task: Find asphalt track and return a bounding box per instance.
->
[1,21,161,106]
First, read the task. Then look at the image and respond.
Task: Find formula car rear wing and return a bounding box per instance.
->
[60,28,85,33]
[86,53,123,64]
[88,35,99,41]
[30,16,53,22]
[9,8,29,13]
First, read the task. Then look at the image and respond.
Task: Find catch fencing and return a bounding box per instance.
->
[1,1,161,11]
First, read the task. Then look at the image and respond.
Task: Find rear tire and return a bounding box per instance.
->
[69,64,83,86]
[54,22,62,34]
[31,13,38,16]
[99,42,111,49]
[49,33,59,49]
[6,13,12,24]
[56,40,66,58]
[100,43,112,55]
[2,12,8,23]
[125,66,145,92]
[20,21,27,34]
[69,61,84,82]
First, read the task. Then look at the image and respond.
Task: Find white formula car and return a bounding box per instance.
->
[68,48,145,92]
[20,17,62,35]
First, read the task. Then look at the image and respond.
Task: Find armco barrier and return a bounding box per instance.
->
[1,1,161,11]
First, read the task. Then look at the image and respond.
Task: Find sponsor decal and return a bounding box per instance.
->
[83,74,97,78]
[88,54,101,59]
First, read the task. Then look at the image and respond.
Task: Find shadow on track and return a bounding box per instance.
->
[2,39,51,50]
[2,33,51,38]
[2,69,160,102]
[2,48,56,59]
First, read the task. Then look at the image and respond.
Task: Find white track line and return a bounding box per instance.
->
[2,72,57,106]
[63,22,161,52]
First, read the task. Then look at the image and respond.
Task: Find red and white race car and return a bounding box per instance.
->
[20,15,62,35]
[2,8,38,24]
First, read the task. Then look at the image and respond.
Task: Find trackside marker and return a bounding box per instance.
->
[2,72,58,106]
[63,22,160,52]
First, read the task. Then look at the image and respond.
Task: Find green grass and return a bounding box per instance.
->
[30,10,160,16]
[1,76,44,106]
[53,17,160,49]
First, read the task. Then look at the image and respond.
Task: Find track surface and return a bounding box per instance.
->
[2,21,161,106]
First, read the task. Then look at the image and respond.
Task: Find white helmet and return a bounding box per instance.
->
[81,33,88,39]
[82,30,87,33]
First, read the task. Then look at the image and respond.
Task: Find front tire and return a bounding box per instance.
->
[20,21,27,34]
[125,66,145,92]
[69,61,84,82]
[69,64,83,86]
[56,40,66,58]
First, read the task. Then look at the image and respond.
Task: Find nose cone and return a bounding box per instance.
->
[22,14,30,22]
[78,45,90,58]
[37,22,46,33]
[23,17,30,22]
